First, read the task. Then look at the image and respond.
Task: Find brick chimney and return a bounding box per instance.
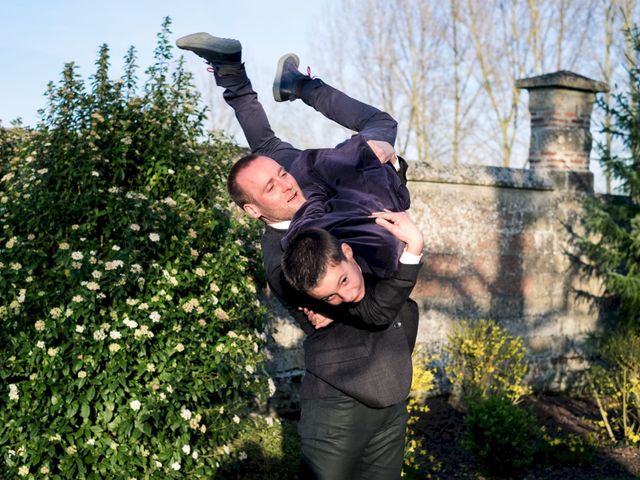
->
[516,71,609,176]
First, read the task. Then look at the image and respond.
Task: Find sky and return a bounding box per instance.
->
[0,0,331,128]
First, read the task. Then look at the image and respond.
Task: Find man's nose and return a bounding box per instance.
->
[277,178,292,191]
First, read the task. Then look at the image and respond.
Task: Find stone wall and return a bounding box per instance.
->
[263,71,613,412]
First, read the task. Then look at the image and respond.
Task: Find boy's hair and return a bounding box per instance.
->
[282,228,346,292]
[227,153,261,207]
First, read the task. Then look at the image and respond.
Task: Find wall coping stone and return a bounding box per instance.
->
[515,70,609,93]
[406,160,555,190]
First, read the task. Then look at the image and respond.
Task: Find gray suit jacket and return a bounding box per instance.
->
[262,227,420,408]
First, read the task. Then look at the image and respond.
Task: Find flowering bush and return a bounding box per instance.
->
[445,319,531,405]
[0,18,274,478]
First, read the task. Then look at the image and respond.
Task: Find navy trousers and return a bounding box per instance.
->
[214,65,397,170]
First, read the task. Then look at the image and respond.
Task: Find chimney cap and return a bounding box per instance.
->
[516,70,609,93]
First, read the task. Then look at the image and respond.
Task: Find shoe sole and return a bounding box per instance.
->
[176,32,241,57]
[273,53,300,102]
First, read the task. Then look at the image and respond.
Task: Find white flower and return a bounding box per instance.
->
[93,330,106,341]
[50,307,62,319]
[92,270,102,279]
[109,343,121,353]
[47,347,58,357]
[245,365,254,374]
[182,445,191,455]
[78,370,87,379]
[129,223,140,232]
[9,384,19,401]
[239,451,248,461]
[72,251,84,260]
[233,415,240,424]
[146,363,156,373]
[34,320,45,331]
[130,264,143,274]
[268,378,277,396]
[148,233,160,242]
[180,408,192,420]
[195,267,206,277]
[76,325,85,333]
[171,462,181,471]
[175,343,185,352]
[123,319,138,329]
[86,438,96,446]
[36,340,45,349]
[149,311,161,323]
[59,242,70,250]
[5,237,17,249]
[130,399,141,411]
[18,465,29,476]
[109,330,121,340]
[72,295,84,303]
[112,245,120,251]
[105,260,124,270]
[155,460,162,468]
[40,466,50,474]
[85,281,100,291]
[91,170,100,177]
[192,450,199,460]
[37,168,49,175]
[138,302,149,311]
[163,197,177,207]
[223,445,231,455]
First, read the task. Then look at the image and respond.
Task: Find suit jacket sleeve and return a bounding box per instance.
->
[346,261,422,327]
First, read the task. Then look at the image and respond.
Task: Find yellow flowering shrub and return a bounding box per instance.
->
[445,319,531,405]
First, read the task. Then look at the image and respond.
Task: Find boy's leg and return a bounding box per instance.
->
[274,54,397,146]
[177,33,300,169]
[216,65,300,169]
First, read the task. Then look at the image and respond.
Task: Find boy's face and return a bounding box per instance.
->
[306,243,365,305]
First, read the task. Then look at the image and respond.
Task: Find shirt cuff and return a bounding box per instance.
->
[392,154,400,171]
[399,250,423,264]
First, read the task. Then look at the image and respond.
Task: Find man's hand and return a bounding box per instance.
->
[367,140,398,167]
[371,210,424,256]
[299,307,334,329]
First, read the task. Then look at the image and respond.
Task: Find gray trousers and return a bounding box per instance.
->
[298,394,409,480]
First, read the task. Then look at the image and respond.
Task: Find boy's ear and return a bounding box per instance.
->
[243,203,262,219]
[340,243,353,259]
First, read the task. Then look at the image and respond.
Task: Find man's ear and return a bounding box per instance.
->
[340,242,353,259]
[243,203,262,219]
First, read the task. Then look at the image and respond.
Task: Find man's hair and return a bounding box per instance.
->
[227,153,261,207]
[281,228,346,293]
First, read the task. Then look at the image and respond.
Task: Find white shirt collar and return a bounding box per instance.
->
[268,220,291,230]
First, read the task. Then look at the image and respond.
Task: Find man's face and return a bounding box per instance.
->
[237,156,305,223]
[307,244,366,306]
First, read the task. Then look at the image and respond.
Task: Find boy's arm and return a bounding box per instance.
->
[345,210,424,326]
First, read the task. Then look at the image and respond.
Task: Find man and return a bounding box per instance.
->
[177,32,421,479]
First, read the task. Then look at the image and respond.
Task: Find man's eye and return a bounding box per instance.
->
[267,185,273,192]
[341,277,348,285]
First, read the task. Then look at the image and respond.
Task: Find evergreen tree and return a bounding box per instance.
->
[579,26,640,326]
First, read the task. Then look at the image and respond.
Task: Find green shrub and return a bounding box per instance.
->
[0,18,275,478]
[462,394,540,477]
[445,319,531,405]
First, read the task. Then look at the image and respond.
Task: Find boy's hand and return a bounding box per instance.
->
[367,140,398,167]
[371,210,424,256]
[299,307,334,329]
